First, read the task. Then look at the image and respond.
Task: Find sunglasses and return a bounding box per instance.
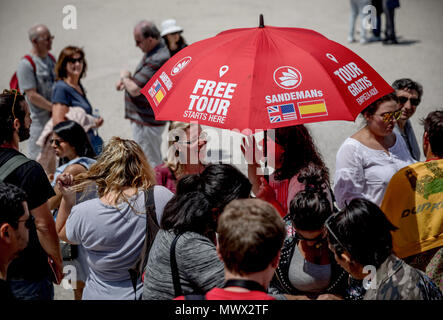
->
[66,57,83,64]
[324,213,350,253]
[295,232,325,243]
[50,138,65,147]
[3,89,20,119]
[39,35,54,42]
[398,96,420,106]
[17,216,33,229]
[376,109,402,123]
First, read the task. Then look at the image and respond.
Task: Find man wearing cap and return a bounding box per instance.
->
[392,78,423,161]
[161,19,188,57]
[116,20,170,168]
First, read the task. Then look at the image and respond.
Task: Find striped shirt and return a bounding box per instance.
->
[124,39,170,126]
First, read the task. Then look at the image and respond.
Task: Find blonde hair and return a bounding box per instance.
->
[165,121,191,175]
[73,137,156,205]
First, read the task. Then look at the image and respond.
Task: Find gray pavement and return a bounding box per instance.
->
[1,0,443,300]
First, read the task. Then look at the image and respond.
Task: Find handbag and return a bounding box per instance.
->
[60,240,78,260]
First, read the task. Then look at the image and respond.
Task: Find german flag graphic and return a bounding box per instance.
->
[297,99,328,118]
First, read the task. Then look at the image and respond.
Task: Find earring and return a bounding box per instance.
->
[175,149,179,157]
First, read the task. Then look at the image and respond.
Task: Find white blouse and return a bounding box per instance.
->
[334,131,415,208]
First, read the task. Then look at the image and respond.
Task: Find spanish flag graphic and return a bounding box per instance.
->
[297,99,328,118]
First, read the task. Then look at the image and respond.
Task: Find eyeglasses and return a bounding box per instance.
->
[398,96,420,106]
[2,89,20,119]
[66,57,83,64]
[39,35,54,42]
[50,138,65,147]
[376,109,402,123]
[17,216,33,229]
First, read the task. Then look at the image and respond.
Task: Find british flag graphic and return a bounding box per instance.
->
[267,103,297,123]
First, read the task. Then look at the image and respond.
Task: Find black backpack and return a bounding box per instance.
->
[128,186,159,299]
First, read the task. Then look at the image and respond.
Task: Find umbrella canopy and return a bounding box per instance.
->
[141,17,393,131]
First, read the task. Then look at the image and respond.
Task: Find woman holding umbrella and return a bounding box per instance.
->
[333,93,415,208]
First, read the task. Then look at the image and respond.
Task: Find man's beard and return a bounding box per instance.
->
[18,123,30,142]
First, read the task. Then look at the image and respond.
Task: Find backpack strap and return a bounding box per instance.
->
[23,55,36,73]
[128,186,157,300]
[48,53,56,62]
[185,294,206,300]
[0,154,31,182]
[171,232,184,298]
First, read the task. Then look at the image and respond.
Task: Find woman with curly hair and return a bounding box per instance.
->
[55,137,174,299]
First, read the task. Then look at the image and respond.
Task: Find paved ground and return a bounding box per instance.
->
[1,0,442,300]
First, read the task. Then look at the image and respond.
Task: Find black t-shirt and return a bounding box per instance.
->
[0,148,56,280]
[0,279,15,300]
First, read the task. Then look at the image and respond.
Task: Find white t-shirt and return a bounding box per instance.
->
[334,131,415,208]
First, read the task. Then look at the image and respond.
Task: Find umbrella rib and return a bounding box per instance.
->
[270,30,360,120]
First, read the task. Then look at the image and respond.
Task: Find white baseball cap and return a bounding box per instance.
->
[160,19,183,37]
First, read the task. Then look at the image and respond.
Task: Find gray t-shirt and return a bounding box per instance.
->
[17,54,55,119]
[142,230,225,300]
[288,244,331,294]
[65,186,173,300]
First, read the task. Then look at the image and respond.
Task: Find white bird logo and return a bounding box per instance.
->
[279,68,300,87]
[273,66,302,89]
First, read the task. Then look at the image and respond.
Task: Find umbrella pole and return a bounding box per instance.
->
[259,14,264,28]
[263,129,269,182]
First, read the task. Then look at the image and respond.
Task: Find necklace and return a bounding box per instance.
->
[223,279,266,293]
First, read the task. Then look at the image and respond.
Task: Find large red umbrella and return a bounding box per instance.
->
[141,15,393,131]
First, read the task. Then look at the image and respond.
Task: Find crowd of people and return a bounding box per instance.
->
[0,17,442,301]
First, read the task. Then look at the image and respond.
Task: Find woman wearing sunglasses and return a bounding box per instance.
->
[334,93,415,208]
[268,163,352,300]
[325,198,442,300]
[48,120,96,209]
[155,121,207,193]
[52,46,104,155]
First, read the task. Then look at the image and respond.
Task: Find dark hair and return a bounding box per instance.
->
[289,162,333,231]
[272,125,328,181]
[421,110,443,157]
[0,91,27,144]
[361,92,399,117]
[392,78,423,100]
[55,46,87,80]
[141,23,160,40]
[0,182,27,230]
[161,164,252,235]
[326,198,397,268]
[53,120,96,165]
